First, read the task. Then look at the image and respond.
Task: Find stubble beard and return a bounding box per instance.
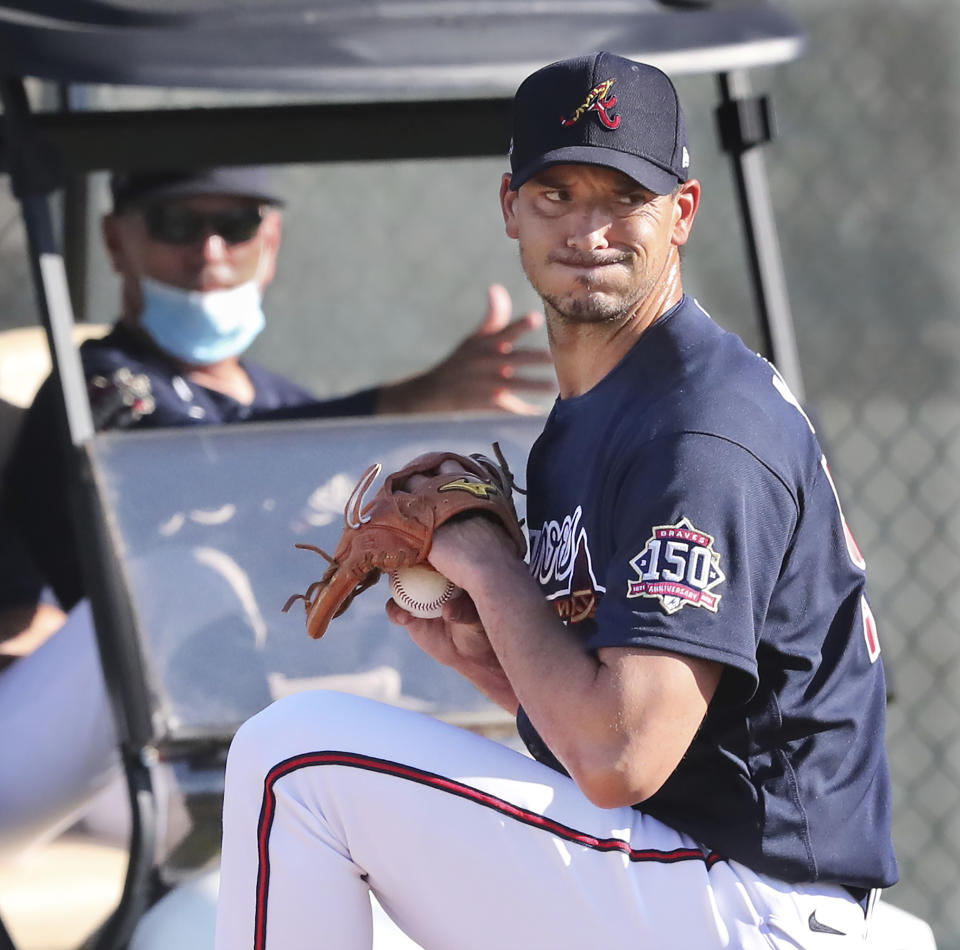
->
[541,285,647,326]
[520,246,656,327]
[532,269,656,328]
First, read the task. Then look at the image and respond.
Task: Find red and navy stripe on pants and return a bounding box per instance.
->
[254,750,724,950]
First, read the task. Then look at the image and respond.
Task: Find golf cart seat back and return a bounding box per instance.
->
[90,413,541,753]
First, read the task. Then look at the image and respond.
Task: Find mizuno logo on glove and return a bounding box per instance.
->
[438,478,500,499]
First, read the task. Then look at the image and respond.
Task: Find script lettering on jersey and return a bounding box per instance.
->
[627,517,725,615]
[528,505,581,586]
[528,506,605,623]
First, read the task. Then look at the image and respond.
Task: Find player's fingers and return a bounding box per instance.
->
[471,283,513,337]
[455,364,555,390]
[492,390,549,416]
[402,451,447,469]
[403,473,431,491]
[399,460,468,492]
[442,590,480,625]
[385,597,413,625]
[493,348,556,371]
[398,608,471,665]
[385,597,447,633]
[493,375,558,392]
[498,344,553,360]
[452,351,553,380]
[484,312,545,352]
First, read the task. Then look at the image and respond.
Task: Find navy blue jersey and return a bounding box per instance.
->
[74,322,379,428]
[0,322,379,612]
[518,295,898,890]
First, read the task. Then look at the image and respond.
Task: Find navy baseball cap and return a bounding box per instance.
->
[110,166,284,211]
[508,52,690,194]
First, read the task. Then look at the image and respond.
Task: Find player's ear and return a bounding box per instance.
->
[256,208,283,291]
[500,174,520,240]
[101,212,130,274]
[102,211,148,319]
[671,179,701,248]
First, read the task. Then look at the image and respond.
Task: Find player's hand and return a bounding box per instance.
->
[386,590,519,713]
[386,510,519,713]
[385,505,522,714]
[0,602,68,671]
[386,589,491,661]
[377,284,555,415]
[398,459,522,592]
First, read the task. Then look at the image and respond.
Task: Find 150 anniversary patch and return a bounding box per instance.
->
[627,517,725,615]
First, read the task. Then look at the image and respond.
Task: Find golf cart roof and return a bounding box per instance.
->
[1,0,802,96]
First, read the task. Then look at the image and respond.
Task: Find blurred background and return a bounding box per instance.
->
[1,0,958,946]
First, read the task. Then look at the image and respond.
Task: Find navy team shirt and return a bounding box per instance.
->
[518,295,898,890]
[1,322,379,613]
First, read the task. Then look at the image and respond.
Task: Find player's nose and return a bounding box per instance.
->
[200,232,230,261]
[566,208,612,251]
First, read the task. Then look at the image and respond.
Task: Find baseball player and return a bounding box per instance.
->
[214,53,897,949]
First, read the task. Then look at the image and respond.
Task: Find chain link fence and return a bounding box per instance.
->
[1,0,959,945]
[763,2,960,945]
[0,198,32,334]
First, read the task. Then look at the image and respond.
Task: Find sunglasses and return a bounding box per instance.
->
[140,203,265,245]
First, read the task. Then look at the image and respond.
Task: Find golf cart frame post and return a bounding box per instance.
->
[0,3,805,947]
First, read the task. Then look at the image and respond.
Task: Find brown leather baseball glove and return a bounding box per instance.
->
[283,445,527,640]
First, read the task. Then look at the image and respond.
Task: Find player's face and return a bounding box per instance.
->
[500,165,698,326]
[102,195,282,308]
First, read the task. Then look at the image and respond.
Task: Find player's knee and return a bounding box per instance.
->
[225,689,380,774]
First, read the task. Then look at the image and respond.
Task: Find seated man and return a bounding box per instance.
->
[0,165,554,862]
[0,166,555,652]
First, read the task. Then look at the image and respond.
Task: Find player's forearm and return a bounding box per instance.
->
[0,602,67,670]
[428,522,709,807]
[375,375,427,414]
[428,523,600,732]
[450,657,520,714]
[466,563,607,747]
[386,595,520,713]
[454,546,715,808]
[453,557,636,801]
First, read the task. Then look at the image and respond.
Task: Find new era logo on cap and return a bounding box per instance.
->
[509,52,690,195]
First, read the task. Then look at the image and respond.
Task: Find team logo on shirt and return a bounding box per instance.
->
[627,517,725,615]
[528,505,605,624]
[88,367,156,429]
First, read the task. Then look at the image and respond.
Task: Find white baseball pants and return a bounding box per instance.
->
[215,690,868,950]
[0,600,121,860]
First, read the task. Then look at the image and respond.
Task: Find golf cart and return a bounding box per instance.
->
[0,1,933,947]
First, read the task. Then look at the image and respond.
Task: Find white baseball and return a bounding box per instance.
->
[389,565,459,618]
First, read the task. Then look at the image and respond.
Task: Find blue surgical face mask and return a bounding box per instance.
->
[138,276,266,365]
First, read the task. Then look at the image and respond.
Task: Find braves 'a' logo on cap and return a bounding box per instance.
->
[561,78,621,130]
[627,517,725,615]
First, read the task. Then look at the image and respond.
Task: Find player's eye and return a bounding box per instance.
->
[542,189,570,202]
[141,204,264,245]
